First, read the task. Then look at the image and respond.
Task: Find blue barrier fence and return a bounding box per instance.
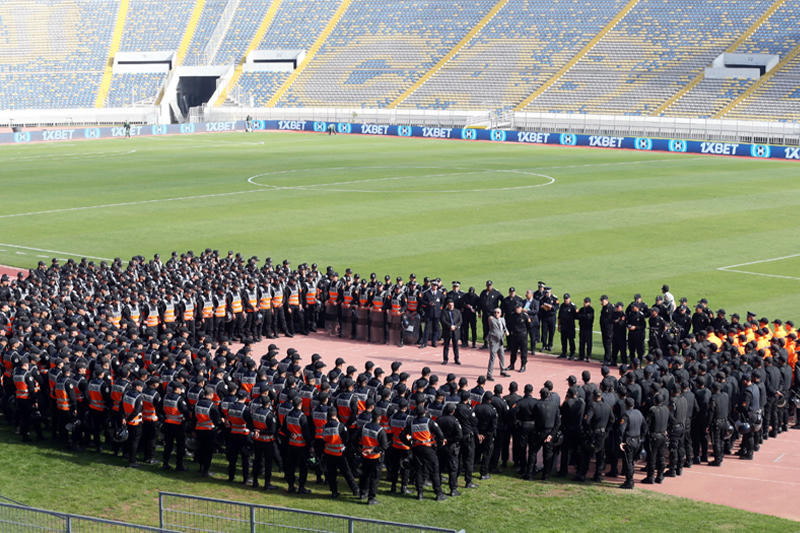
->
[2,120,798,161]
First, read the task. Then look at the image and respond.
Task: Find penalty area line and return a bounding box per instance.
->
[717,253,800,281]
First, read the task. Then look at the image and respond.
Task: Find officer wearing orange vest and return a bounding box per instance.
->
[303,271,320,334]
[227,283,245,341]
[252,394,279,490]
[87,368,111,451]
[140,378,162,465]
[402,404,448,501]
[281,396,313,494]
[179,288,198,344]
[121,380,145,467]
[161,380,191,472]
[192,386,222,477]
[160,292,178,337]
[143,295,160,334]
[54,364,77,450]
[258,279,276,340]
[285,276,307,337]
[226,390,253,483]
[322,408,360,498]
[356,408,389,505]
[14,357,43,442]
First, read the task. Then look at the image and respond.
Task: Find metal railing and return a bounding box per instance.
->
[202,0,241,65]
[159,492,463,533]
[0,502,180,533]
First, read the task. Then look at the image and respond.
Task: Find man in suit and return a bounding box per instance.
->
[419,280,444,349]
[441,300,463,365]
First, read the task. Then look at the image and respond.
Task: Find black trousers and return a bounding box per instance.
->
[611,331,627,365]
[579,432,606,477]
[646,433,667,478]
[710,419,726,463]
[17,398,42,440]
[462,312,477,345]
[508,333,527,368]
[481,314,491,345]
[196,429,216,474]
[692,419,709,462]
[261,309,274,337]
[421,317,440,346]
[668,426,685,471]
[413,446,442,495]
[142,421,158,461]
[442,328,460,362]
[253,440,275,486]
[227,433,251,482]
[489,428,506,470]
[533,432,554,477]
[627,331,645,359]
[244,312,259,339]
[325,453,358,494]
[528,322,540,352]
[438,444,460,491]
[578,328,593,360]
[304,304,319,332]
[284,445,309,489]
[459,437,476,484]
[560,329,576,357]
[516,424,536,474]
[162,423,186,468]
[541,316,556,348]
[621,437,642,485]
[476,433,494,477]
[386,447,411,489]
[127,423,143,465]
[89,409,107,449]
[559,429,580,475]
[359,457,383,500]
[273,307,289,336]
[600,327,613,362]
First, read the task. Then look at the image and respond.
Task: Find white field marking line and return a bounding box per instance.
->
[1,150,136,162]
[248,166,555,193]
[672,469,799,485]
[775,454,785,463]
[0,243,114,262]
[717,253,800,281]
[0,157,701,220]
[165,138,265,145]
[0,188,268,220]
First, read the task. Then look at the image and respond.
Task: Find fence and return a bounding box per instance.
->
[158,492,464,533]
[0,502,180,533]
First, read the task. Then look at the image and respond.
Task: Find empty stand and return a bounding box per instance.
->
[662,77,755,118]
[398,0,627,111]
[0,73,102,109]
[276,0,496,108]
[119,0,195,52]
[524,0,773,115]
[214,0,274,65]
[106,72,167,106]
[232,71,290,105]
[259,0,342,50]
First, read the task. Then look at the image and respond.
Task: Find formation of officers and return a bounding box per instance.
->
[0,250,799,503]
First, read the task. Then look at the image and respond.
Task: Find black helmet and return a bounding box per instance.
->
[113,426,129,443]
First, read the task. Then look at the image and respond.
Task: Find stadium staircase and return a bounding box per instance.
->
[95,0,130,108]
[653,0,789,117]
[265,0,353,107]
[155,0,207,105]
[213,0,285,106]
[512,0,640,112]
[386,0,512,109]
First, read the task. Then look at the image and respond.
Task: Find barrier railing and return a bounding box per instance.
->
[158,492,464,533]
[0,502,180,533]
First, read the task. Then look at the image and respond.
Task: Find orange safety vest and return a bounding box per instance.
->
[88,380,106,411]
[111,380,128,412]
[336,392,354,422]
[361,423,382,459]
[252,409,275,442]
[406,294,418,313]
[163,301,176,323]
[272,288,284,308]
[371,293,385,312]
[55,377,70,411]
[13,369,29,400]
[390,298,403,316]
[182,300,195,322]
[390,413,410,450]
[214,298,227,318]
[228,403,250,435]
[323,422,345,456]
[202,297,214,319]
[312,406,329,439]
[329,285,340,305]
[246,289,258,312]
[163,395,183,424]
[411,417,435,447]
[288,287,300,306]
[146,306,160,328]
[231,294,243,314]
[129,304,140,323]
[142,389,158,422]
[259,289,272,310]
[305,288,317,305]
[123,391,142,426]
[110,305,122,328]
[286,412,306,447]
[194,401,215,431]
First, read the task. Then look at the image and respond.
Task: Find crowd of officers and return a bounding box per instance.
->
[0,250,799,503]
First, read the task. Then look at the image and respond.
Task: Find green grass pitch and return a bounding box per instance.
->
[0,131,799,532]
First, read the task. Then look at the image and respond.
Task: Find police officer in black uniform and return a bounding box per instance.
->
[617,397,644,489]
[642,393,670,484]
[531,387,560,481]
[558,294,578,360]
[577,297,595,362]
[539,288,557,352]
[598,295,614,364]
